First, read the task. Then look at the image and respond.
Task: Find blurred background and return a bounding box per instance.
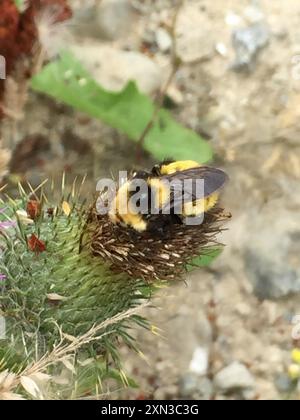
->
[1,0,300,400]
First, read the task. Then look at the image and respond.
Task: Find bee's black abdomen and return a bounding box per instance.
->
[145,213,182,238]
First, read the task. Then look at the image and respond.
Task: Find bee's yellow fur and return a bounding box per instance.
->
[108,182,147,232]
[159,160,199,175]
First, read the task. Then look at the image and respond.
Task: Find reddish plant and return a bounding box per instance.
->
[0,0,72,117]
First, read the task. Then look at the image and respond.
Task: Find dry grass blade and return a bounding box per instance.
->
[0,303,149,399]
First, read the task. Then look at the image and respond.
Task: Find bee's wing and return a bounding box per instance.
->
[160,167,228,211]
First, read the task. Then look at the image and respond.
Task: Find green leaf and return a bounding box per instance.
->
[14,0,24,10]
[187,247,223,270]
[31,52,212,163]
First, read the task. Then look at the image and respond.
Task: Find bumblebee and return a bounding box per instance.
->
[108,160,228,234]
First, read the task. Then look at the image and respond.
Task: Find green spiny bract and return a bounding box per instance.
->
[0,180,152,398]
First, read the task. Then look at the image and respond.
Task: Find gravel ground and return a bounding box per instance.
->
[3,0,300,400]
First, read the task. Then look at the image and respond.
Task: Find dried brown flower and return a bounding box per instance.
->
[85,206,230,282]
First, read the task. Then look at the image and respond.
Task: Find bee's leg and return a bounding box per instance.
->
[126,226,140,242]
[149,215,180,239]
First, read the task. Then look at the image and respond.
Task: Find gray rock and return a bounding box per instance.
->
[232,22,270,72]
[275,374,293,393]
[70,44,162,94]
[179,373,213,399]
[197,377,214,400]
[95,0,133,41]
[245,249,300,300]
[214,362,255,392]
[179,372,199,398]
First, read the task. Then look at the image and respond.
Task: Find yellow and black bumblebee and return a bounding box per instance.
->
[108,160,228,235]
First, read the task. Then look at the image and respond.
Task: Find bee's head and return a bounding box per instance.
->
[131,170,149,180]
[151,164,161,176]
[151,159,175,176]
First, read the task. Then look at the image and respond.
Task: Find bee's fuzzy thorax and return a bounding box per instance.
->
[85,206,230,282]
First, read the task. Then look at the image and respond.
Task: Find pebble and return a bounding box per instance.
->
[215,42,228,57]
[214,362,255,392]
[231,22,270,71]
[275,374,293,393]
[179,373,213,400]
[155,28,172,53]
[189,347,209,376]
[179,372,199,398]
[197,377,214,400]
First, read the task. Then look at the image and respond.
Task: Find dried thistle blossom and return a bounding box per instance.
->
[86,206,230,282]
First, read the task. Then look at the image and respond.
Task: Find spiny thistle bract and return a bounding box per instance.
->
[0,177,228,399]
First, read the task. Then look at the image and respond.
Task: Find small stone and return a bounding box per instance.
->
[155,28,172,53]
[189,347,209,376]
[235,302,251,317]
[214,362,255,392]
[179,372,199,398]
[225,11,243,27]
[244,5,265,24]
[166,85,184,105]
[275,374,293,393]
[231,22,270,72]
[215,42,228,57]
[197,377,214,400]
